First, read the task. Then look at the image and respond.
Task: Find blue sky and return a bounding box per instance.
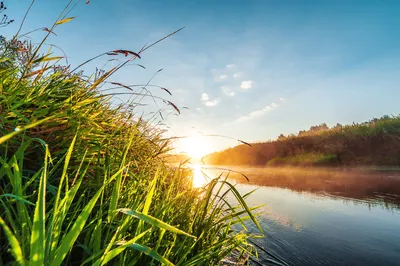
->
[3,0,400,154]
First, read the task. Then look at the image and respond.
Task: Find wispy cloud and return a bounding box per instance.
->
[240,80,254,90]
[233,72,241,78]
[279,97,287,102]
[201,93,220,107]
[235,102,280,123]
[211,64,240,82]
[221,86,235,96]
[211,69,229,82]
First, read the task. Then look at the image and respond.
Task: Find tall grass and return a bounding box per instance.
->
[0,2,263,265]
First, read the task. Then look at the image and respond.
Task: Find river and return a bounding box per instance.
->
[193,165,400,266]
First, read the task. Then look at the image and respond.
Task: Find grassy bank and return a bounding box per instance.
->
[0,4,262,265]
[205,116,400,167]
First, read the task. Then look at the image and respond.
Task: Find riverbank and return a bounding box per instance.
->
[204,116,400,167]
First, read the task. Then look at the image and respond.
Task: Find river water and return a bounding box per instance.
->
[194,166,400,266]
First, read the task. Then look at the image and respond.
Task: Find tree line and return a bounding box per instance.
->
[204,115,400,167]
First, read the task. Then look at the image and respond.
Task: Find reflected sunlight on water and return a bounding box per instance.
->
[192,164,207,188]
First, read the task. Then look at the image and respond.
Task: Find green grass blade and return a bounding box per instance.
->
[143,167,159,215]
[136,167,159,234]
[47,132,79,256]
[50,184,104,266]
[0,116,55,145]
[183,235,244,266]
[108,132,135,222]
[125,243,174,266]
[215,205,263,225]
[118,208,196,239]
[0,194,35,206]
[0,217,26,265]
[93,229,151,266]
[48,162,87,259]
[219,180,264,234]
[30,146,49,266]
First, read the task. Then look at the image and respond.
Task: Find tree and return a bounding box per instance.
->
[278,134,286,140]
[333,123,342,129]
[298,130,307,136]
[309,123,329,133]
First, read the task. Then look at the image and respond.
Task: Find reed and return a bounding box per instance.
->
[0,1,262,265]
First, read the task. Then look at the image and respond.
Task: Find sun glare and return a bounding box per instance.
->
[192,164,207,188]
[181,135,211,159]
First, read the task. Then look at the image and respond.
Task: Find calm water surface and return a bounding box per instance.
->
[196,166,400,266]
[236,184,400,266]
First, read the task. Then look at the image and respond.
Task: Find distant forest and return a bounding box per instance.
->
[204,115,400,167]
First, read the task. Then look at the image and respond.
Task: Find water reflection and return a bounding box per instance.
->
[234,184,400,266]
[191,164,207,188]
[204,166,400,210]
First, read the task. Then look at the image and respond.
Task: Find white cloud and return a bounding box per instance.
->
[219,74,227,80]
[201,93,209,101]
[240,80,254,90]
[226,64,235,68]
[221,86,235,96]
[201,93,220,107]
[233,72,241,78]
[235,102,280,123]
[279,97,287,102]
[205,99,220,106]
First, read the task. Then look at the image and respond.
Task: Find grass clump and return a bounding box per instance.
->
[0,3,262,265]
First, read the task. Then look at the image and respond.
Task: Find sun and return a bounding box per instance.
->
[181,134,211,159]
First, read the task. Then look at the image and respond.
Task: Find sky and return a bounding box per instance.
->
[2,0,400,155]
